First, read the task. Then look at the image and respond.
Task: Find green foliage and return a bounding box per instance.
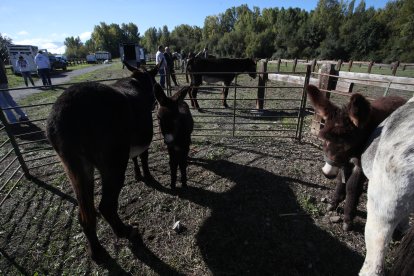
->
[0,33,13,62]
[62,0,414,62]
[64,22,140,59]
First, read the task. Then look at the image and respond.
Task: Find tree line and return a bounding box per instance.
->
[1,0,413,63]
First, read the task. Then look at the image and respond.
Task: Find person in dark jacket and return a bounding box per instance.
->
[164,47,178,86]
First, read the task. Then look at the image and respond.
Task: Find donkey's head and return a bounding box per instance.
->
[306,85,372,178]
[154,84,193,146]
[124,60,161,80]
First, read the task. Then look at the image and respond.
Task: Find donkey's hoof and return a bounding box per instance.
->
[342,222,353,231]
[143,174,155,184]
[116,225,134,239]
[326,203,338,212]
[90,247,111,265]
[128,227,140,241]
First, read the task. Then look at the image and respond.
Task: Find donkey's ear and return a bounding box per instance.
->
[348,93,371,127]
[306,85,336,120]
[124,61,138,72]
[172,86,190,102]
[154,83,168,106]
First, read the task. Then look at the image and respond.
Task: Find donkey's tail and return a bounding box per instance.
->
[389,224,414,276]
[59,153,96,228]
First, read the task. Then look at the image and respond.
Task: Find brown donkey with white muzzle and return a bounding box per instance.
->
[306,84,406,231]
[154,84,194,189]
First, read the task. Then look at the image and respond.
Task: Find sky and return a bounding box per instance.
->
[0,0,390,54]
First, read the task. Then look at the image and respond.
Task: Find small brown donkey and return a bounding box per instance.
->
[154,84,194,189]
[46,62,160,263]
[306,84,406,231]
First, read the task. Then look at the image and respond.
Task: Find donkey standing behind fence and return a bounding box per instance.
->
[154,84,193,189]
[306,85,406,231]
[359,96,414,276]
[46,62,159,263]
[186,58,257,110]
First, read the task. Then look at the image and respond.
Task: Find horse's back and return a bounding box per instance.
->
[187,58,252,73]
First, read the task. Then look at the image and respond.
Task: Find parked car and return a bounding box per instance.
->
[49,55,67,71]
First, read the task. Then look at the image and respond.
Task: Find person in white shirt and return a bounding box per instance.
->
[16,56,35,87]
[34,50,52,86]
[155,45,167,88]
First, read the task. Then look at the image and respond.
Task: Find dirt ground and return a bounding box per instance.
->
[1,134,399,276]
[0,64,405,275]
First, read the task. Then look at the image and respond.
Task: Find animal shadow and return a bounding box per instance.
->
[179,158,363,275]
[9,121,47,142]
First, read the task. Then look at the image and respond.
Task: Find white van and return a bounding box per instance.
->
[7,45,39,74]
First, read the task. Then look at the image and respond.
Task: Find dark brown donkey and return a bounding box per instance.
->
[154,84,194,189]
[46,62,160,263]
[306,84,406,231]
[186,57,257,110]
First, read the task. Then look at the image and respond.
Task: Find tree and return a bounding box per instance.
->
[0,33,12,63]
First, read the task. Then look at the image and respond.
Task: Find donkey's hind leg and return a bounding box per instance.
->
[139,149,153,182]
[222,86,230,108]
[360,175,406,276]
[61,156,109,264]
[132,157,143,182]
[98,157,134,239]
[190,87,200,110]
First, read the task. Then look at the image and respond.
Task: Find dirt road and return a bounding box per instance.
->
[11,63,111,100]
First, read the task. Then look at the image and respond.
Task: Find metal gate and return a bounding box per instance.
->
[0,68,312,207]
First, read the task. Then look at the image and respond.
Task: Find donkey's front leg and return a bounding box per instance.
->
[168,148,178,189]
[98,161,135,240]
[179,149,189,187]
[327,166,351,211]
[343,160,365,231]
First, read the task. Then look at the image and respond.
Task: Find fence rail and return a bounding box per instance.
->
[266,58,414,76]
[1,62,414,207]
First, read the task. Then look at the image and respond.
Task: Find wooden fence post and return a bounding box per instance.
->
[311,64,338,135]
[367,61,374,73]
[348,60,353,72]
[296,65,312,140]
[276,58,281,72]
[293,58,298,73]
[392,61,400,76]
[337,59,343,71]
[256,60,268,110]
[311,59,317,72]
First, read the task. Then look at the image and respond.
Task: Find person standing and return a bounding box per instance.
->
[16,56,35,87]
[0,59,29,123]
[34,50,52,86]
[156,45,167,88]
[164,47,179,86]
